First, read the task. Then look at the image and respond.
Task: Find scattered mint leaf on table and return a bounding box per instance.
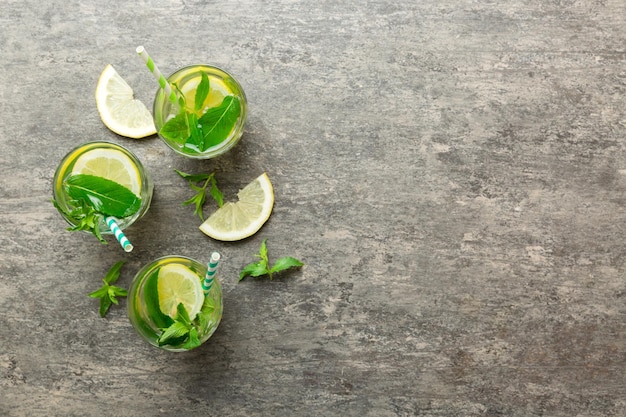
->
[175,169,223,221]
[88,260,128,317]
[239,239,304,281]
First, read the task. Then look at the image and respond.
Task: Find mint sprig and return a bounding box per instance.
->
[157,298,216,349]
[88,260,128,317]
[239,239,304,281]
[175,169,223,221]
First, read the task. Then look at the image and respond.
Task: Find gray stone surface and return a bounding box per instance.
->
[1,0,626,415]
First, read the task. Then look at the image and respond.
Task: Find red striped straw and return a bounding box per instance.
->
[136,46,178,104]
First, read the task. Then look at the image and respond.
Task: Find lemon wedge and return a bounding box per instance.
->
[95,64,156,139]
[199,173,274,241]
[71,148,141,196]
[157,263,205,320]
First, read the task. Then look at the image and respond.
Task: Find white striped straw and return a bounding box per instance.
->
[203,252,220,295]
[136,46,178,104]
[105,216,133,252]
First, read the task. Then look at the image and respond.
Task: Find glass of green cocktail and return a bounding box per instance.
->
[127,255,223,351]
[152,64,247,159]
[52,141,153,249]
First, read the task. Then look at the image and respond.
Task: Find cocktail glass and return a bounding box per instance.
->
[127,255,223,352]
[52,141,153,238]
[153,64,247,159]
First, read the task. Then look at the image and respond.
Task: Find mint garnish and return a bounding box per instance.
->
[157,298,216,349]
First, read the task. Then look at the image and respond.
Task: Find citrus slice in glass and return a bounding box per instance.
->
[157,264,204,320]
[199,173,274,241]
[95,64,157,139]
[71,148,141,196]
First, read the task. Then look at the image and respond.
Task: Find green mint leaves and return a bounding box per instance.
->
[195,71,210,112]
[52,198,106,243]
[53,174,141,243]
[159,71,241,153]
[175,170,223,221]
[88,260,128,317]
[65,174,141,218]
[239,239,304,281]
[157,297,216,349]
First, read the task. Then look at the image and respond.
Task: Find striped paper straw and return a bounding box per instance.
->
[203,252,220,294]
[136,46,178,104]
[105,216,133,252]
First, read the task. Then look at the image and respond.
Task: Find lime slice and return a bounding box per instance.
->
[71,148,141,196]
[199,173,274,241]
[157,264,204,320]
[95,64,156,139]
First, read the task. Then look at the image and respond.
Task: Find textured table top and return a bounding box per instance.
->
[1,1,626,416]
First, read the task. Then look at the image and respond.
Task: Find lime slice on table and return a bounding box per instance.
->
[72,148,142,196]
[95,64,156,139]
[157,263,205,320]
[199,173,274,241]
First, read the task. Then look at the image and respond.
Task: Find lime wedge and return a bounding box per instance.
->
[199,173,274,241]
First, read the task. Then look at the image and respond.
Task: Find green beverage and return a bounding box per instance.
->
[52,142,153,244]
[127,256,223,352]
[153,64,247,159]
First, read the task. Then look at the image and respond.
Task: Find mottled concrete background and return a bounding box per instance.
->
[1,0,626,416]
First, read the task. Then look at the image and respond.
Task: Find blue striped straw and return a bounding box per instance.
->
[203,252,220,295]
[105,216,133,252]
[136,46,178,104]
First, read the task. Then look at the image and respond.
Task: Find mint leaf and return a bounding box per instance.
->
[182,327,201,350]
[184,112,204,152]
[175,303,191,324]
[174,170,212,183]
[239,262,268,281]
[175,170,223,220]
[98,297,113,318]
[198,96,241,150]
[270,257,305,275]
[157,321,190,346]
[195,72,210,112]
[104,260,126,284]
[65,174,141,218]
[209,177,224,208]
[88,261,128,317]
[159,112,189,144]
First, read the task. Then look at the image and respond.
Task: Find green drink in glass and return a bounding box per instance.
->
[127,255,223,352]
[52,141,153,249]
[153,64,247,159]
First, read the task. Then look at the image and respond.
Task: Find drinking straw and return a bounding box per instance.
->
[203,252,220,295]
[135,46,178,104]
[105,216,133,252]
